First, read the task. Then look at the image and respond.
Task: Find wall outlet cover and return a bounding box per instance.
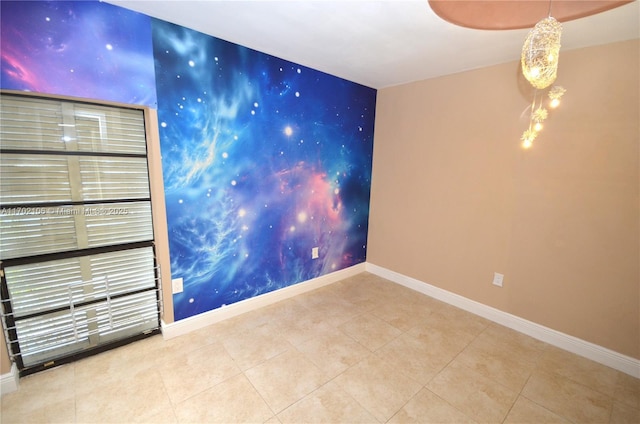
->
[172,277,184,294]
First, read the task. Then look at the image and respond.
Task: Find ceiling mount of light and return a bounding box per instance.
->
[427,1,633,31]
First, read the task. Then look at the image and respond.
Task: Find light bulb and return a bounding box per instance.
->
[548,86,566,108]
[521,129,537,149]
[521,17,562,89]
[534,122,543,132]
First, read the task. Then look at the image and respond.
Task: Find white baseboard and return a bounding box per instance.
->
[366,262,640,378]
[0,363,19,396]
[162,263,366,339]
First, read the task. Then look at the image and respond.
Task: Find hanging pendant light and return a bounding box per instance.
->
[521,16,562,90]
[519,1,565,149]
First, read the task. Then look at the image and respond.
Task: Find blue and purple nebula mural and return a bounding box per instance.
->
[0,0,376,321]
[152,20,376,320]
[0,1,156,107]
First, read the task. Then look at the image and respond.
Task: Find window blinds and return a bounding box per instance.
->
[0,94,161,373]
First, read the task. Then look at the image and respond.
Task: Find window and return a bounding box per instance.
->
[0,93,161,375]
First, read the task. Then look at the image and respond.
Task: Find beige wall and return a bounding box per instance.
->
[368,40,639,359]
[145,108,175,325]
[1,335,10,375]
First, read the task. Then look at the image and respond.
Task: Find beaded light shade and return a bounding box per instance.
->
[521,17,562,90]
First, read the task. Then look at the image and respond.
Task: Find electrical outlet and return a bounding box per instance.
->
[172,277,184,294]
[311,247,319,259]
[492,272,504,287]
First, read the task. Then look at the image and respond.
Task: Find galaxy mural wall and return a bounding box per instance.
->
[1,1,376,322]
[152,21,376,320]
[0,1,156,107]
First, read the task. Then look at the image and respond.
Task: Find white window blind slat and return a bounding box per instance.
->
[0,100,65,152]
[4,247,156,318]
[0,93,160,373]
[0,201,153,259]
[14,311,91,366]
[12,290,159,367]
[0,154,150,205]
[0,97,147,155]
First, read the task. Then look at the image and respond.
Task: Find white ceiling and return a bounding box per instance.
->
[108,0,639,89]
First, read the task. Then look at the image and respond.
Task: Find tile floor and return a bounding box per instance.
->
[1,272,639,423]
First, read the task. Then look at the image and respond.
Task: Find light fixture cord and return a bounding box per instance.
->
[529,91,538,131]
[547,0,553,17]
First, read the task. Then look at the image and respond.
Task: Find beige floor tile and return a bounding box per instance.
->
[338,312,402,351]
[370,299,434,332]
[388,388,476,423]
[327,276,386,311]
[174,373,274,423]
[375,332,459,385]
[388,322,473,378]
[74,349,124,395]
[199,315,255,340]
[244,348,329,413]
[0,395,76,424]
[221,322,292,370]
[160,324,219,356]
[75,369,172,423]
[382,287,431,310]
[293,285,341,309]
[203,306,280,343]
[272,310,337,346]
[158,341,242,404]
[409,291,447,311]
[137,334,188,365]
[332,273,423,311]
[478,324,548,358]
[284,320,338,347]
[260,298,310,324]
[333,354,422,422]
[614,371,640,409]
[522,370,613,423]
[277,381,378,423]
[403,318,474,357]
[405,319,477,349]
[426,361,518,423]
[454,336,537,391]
[3,364,75,412]
[74,337,165,395]
[139,404,179,424]
[610,401,640,424]
[536,346,619,397]
[6,273,633,424]
[503,396,570,423]
[378,283,444,315]
[422,304,490,338]
[296,327,370,378]
[154,323,230,362]
[295,289,365,327]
